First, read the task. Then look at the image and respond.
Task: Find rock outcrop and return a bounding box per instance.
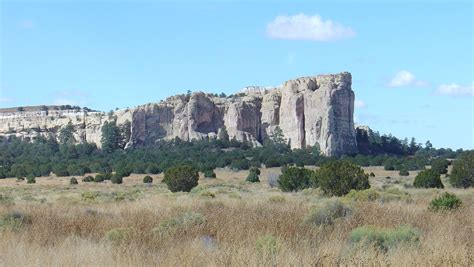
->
[0,72,358,156]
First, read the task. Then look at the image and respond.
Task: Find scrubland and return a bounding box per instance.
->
[0,167,472,266]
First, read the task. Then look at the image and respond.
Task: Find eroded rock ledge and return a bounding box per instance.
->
[0,72,358,156]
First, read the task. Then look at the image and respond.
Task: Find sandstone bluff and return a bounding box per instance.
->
[0,72,358,156]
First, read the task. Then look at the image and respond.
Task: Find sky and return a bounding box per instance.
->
[0,0,473,149]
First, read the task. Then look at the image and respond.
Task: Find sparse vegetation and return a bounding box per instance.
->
[429,192,462,212]
[350,225,420,252]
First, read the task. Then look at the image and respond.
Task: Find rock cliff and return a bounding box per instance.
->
[0,72,358,156]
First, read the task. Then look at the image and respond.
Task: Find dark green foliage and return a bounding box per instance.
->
[249,167,261,175]
[101,120,130,153]
[278,166,314,192]
[230,158,250,170]
[316,161,370,196]
[52,163,70,177]
[143,175,153,184]
[111,174,123,184]
[82,176,94,182]
[430,158,449,175]
[369,172,375,177]
[203,169,216,178]
[26,175,36,184]
[58,122,76,145]
[428,192,462,212]
[399,169,409,176]
[94,174,105,183]
[413,169,444,188]
[384,163,395,171]
[449,151,474,188]
[163,165,199,192]
[246,167,261,183]
[70,177,78,185]
[146,164,161,174]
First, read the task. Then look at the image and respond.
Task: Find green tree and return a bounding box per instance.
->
[449,151,474,188]
[278,166,314,192]
[101,121,121,153]
[58,122,76,145]
[246,167,260,183]
[316,161,370,196]
[431,158,449,175]
[413,169,444,188]
[163,165,199,192]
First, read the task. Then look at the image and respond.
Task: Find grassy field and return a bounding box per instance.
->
[0,167,472,266]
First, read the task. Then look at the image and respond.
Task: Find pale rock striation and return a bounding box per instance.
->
[0,72,358,156]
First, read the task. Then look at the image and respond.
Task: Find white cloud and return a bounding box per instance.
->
[354,99,366,109]
[435,82,474,97]
[266,13,355,41]
[387,70,426,87]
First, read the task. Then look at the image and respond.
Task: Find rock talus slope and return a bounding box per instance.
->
[0,72,358,156]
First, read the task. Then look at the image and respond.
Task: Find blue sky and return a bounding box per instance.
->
[1,0,473,149]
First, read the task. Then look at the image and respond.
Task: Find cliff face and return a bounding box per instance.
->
[0,72,358,156]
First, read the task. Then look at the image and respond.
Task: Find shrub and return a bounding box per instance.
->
[249,167,261,175]
[146,164,161,174]
[449,151,474,188]
[203,169,216,178]
[94,174,105,183]
[111,174,123,184]
[255,235,279,258]
[52,164,69,177]
[384,164,395,171]
[349,225,420,252]
[200,191,216,198]
[82,176,94,182]
[105,227,132,245]
[268,195,286,203]
[153,212,206,237]
[369,172,375,177]
[428,192,462,212]
[344,189,379,202]
[399,169,409,176]
[230,159,250,170]
[304,200,352,226]
[413,169,444,188]
[278,166,314,192]
[143,175,153,184]
[163,165,199,192]
[26,175,36,184]
[0,211,32,230]
[70,177,78,185]
[316,161,370,196]
[246,168,260,183]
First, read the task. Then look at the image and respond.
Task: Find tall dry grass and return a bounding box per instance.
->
[0,190,472,266]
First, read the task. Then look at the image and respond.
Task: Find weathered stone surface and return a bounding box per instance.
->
[0,72,358,156]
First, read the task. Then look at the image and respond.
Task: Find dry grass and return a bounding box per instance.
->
[0,167,472,266]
